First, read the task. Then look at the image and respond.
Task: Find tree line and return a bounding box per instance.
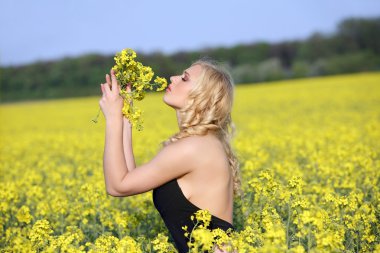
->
[1,16,379,102]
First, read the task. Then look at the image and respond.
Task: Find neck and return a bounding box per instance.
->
[176,110,181,130]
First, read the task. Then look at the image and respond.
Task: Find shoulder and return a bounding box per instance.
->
[164,135,205,151]
[166,134,224,164]
[151,135,204,168]
[164,134,218,155]
[182,134,209,145]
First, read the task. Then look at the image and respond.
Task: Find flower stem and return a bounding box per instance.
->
[91,107,101,123]
[188,220,200,253]
[286,199,292,249]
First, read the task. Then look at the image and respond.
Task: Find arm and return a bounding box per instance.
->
[104,116,196,196]
[103,117,128,195]
[99,69,195,197]
[100,70,130,195]
[108,136,197,196]
[123,117,136,172]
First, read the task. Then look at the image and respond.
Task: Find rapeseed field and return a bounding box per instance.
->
[1,72,379,252]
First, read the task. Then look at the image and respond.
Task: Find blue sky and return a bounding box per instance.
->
[1,0,379,66]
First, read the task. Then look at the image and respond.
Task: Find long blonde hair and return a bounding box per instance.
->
[162,59,241,196]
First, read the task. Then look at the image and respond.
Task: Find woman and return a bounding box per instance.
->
[99,59,240,253]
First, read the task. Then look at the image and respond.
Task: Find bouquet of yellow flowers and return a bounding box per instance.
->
[93,48,167,131]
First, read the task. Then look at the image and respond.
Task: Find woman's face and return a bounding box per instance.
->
[163,64,203,110]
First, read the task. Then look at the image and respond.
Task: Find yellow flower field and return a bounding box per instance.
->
[1,72,379,252]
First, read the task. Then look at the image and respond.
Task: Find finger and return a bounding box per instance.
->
[101,83,107,93]
[126,83,131,93]
[110,69,118,93]
[103,82,111,94]
[106,74,112,88]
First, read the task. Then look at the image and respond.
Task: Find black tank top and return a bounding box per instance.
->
[153,178,234,253]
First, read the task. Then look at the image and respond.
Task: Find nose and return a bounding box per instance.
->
[170,76,175,83]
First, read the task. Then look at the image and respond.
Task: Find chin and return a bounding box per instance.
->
[163,96,173,108]
[163,96,180,110]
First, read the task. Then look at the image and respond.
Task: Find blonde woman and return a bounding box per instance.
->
[99,59,240,253]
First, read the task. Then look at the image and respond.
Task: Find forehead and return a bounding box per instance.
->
[185,64,203,77]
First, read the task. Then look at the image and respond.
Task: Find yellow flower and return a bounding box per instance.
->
[190,228,215,252]
[152,233,176,253]
[16,205,32,224]
[154,76,168,91]
[2,72,380,252]
[103,48,167,131]
[29,219,53,250]
[195,209,212,228]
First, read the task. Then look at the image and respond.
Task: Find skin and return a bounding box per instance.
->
[99,65,234,228]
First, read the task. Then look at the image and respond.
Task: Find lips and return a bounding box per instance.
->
[166,85,172,92]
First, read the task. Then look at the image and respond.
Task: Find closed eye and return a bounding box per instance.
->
[181,70,190,82]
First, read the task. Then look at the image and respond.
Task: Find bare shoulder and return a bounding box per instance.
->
[170,134,222,152]
[161,135,203,154]
[151,135,206,169]
[173,134,226,164]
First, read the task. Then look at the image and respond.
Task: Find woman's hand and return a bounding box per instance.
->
[99,69,123,122]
